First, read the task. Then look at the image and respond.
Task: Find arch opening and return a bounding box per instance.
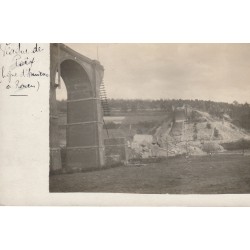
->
[60,59,93,100]
[54,59,102,169]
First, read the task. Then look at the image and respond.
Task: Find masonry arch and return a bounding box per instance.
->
[50,44,105,171]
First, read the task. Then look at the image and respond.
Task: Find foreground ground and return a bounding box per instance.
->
[50,154,250,194]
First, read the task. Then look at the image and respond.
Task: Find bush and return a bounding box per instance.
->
[206,123,211,129]
[203,143,213,154]
[203,142,221,154]
[214,127,219,137]
[221,139,250,151]
[189,110,203,123]
[104,122,120,129]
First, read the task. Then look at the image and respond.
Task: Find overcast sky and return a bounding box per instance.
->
[59,44,250,104]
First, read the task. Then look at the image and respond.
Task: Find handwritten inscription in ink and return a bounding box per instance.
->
[0,43,48,96]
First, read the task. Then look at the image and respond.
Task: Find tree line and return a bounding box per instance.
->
[56,98,250,129]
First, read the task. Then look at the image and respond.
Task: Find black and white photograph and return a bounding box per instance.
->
[49,43,250,194]
[2,2,250,250]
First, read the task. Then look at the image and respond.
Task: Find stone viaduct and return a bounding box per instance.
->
[50,44,127,172]
[50,43,105,171]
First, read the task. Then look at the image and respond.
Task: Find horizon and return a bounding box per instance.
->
[57,96,249,105]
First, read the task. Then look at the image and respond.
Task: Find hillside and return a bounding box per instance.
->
[153,108,250,157]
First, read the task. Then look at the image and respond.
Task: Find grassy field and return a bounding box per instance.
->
[50,154,250,194]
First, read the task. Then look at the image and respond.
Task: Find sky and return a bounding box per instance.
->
[56,44,250,104]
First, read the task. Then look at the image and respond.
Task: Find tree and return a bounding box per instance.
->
[214,127,219,138]
[233,100,239,106]
[194,127,198,133]
[121,103,128,113]
[130,103,138,113]
[203,142,216,154]
[241,138,247,154]
[206,123,211,129]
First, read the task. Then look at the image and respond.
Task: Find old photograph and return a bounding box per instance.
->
[49,43,250,193]
[2,2,250,250]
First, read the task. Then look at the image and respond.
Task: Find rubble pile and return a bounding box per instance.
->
[128,108,250,159]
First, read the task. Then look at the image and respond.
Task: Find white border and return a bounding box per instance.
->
[1,0,250,249]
